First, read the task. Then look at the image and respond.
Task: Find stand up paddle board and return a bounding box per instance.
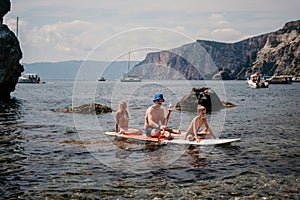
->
[104,132,241,146]
[164,138,241,146]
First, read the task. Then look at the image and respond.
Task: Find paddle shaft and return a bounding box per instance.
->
[160,106,172,138]
[164,109,171,128]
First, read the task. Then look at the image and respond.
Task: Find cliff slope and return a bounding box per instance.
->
[252,20,300,76]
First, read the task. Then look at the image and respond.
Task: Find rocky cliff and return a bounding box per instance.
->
[130,20,299,80]
[130,50,204,80]
[0,0,23,100]
[0,0,10,24]
[252,20,300,77]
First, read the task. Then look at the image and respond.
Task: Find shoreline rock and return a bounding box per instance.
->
[0,0,10,24]
[0,0,24,100]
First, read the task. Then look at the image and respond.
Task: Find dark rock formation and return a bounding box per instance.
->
[131,20,299,80]
[0,0,23,100]
[0,0,10,24]
[56,103,112,114]
[175,87,225,112]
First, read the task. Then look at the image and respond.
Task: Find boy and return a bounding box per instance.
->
[184,105,217,142]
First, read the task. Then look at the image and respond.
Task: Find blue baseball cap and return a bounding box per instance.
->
[153,94,165,102]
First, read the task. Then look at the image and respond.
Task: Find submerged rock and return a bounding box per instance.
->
[175,87,225,112]
[56,103,112,114]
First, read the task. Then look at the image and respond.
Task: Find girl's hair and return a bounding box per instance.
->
[118,100,127,109]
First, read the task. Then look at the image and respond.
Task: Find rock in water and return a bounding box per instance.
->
[0,0,24,100]
[56,103,113,114]
[175,87,224,112]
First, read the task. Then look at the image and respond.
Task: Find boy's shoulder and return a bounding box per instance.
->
[191,116,200,122]
[193,116,205,121]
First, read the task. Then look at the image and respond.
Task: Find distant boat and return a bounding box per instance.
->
[18,73,41,83]
[120,75,142,82]
[120,50,142,82]
[98,77,106,81]
[265,75,293,84]
[246,72,268,88]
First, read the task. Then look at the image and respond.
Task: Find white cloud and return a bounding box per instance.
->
[209,14,224,21]
[195,28,242,43]
[211,28,242,42]
[4,0,300,62]
[208,13,230,27]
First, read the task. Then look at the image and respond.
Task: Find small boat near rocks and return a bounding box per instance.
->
[265,75,293,84]
[292,77,300,82]
[18,73,41,83]
[246,72,269,88]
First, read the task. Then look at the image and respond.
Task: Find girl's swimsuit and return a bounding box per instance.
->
[117,111,129,130]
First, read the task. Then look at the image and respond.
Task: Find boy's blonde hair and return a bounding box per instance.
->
[197,105,206,111]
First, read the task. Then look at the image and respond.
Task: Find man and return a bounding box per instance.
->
[144,93,170,138]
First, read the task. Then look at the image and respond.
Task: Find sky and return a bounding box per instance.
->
[4,0,300,63]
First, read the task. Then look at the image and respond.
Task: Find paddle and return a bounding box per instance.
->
[115,123,119,133]
[158,103,172,139]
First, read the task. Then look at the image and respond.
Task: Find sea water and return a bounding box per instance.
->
[0,80,299,199]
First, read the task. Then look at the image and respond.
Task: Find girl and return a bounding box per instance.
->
[115,100,142,135]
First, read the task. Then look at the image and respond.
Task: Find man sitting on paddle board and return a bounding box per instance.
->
[184,105,217,142]
[144,94,172,138]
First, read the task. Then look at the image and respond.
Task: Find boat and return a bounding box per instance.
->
[18,73,41,83]
[98,77,106,81]
[246,72,269,88]
[105,131,241,146]
[120,51,142,82]
[120,75,142,82]
[292,77,300,82]
[265,75,293,84]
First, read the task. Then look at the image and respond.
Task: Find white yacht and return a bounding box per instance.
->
[120,51,142,82]
[246,72,268,88]
[18,73,41,83]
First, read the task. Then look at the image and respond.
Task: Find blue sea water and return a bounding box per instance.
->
[0,80,299,199]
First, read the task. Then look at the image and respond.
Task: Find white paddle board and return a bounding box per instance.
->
[164,138,241,146]
[105,132,240,146]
